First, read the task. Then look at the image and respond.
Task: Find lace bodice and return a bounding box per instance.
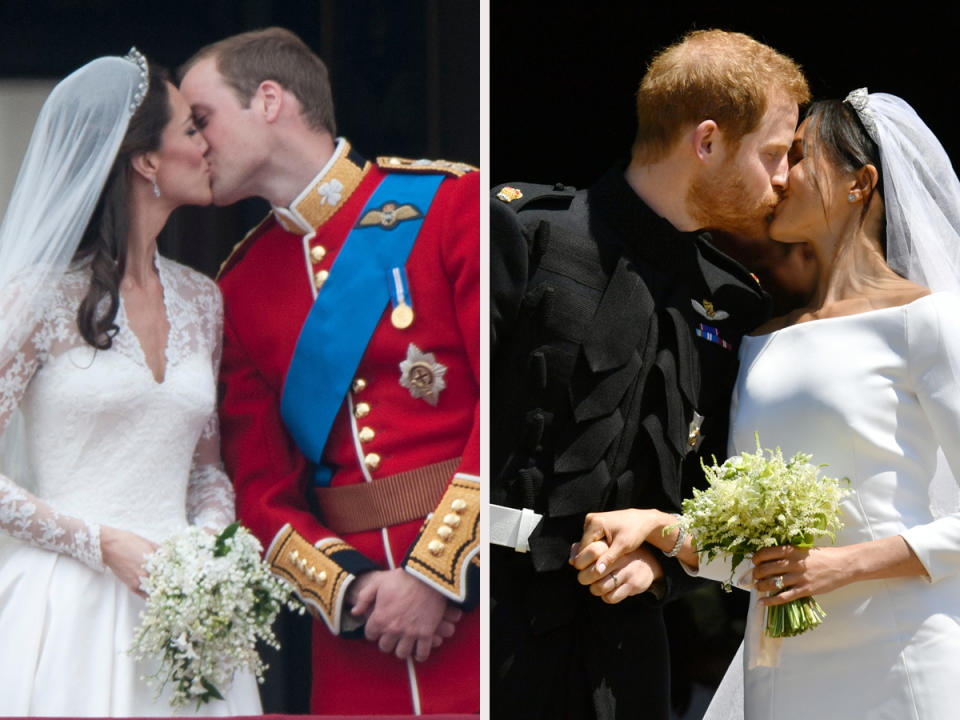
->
[0,255,235,572]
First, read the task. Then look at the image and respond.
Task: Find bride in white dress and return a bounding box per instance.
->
[0,52,260,714]
[571,90,960,719]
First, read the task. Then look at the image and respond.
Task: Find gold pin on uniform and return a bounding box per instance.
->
[391,302,414,329]
[496,186,523,203]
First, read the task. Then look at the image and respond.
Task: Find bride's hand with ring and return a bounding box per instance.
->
[100,525,158,598]
[572,543,664,603]
[752,544,852,606]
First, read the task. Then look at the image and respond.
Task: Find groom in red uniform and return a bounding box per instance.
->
[179,27,479,715]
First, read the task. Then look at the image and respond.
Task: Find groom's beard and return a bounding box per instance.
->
[687,164,778,242]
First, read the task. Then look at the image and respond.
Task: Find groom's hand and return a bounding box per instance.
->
[349,568,460,661]
[576,545,664,603]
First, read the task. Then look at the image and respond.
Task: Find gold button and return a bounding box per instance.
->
[355,402,371,418]
[437,526,453,541]
[314,269,329,288]
[428,540,445,555]
[451,499,467,513]
[306,566,316,580]
[310,245,327,263]
[358,426,375,443]
[317,570,327,586]
[298,558,308,572]
[364,453,381,471]
[352,378,367,393]
[289,550,299,563]
[443,513,461,528]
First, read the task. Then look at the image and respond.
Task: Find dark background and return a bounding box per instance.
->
[0,0,480,280]
[492,4,960,188]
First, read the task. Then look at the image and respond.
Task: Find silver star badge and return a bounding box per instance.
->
[399,343,447,406]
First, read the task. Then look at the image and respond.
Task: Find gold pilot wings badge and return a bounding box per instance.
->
[356,202,423,230]
[691,298,730,321]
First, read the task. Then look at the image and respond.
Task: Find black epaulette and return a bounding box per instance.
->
[492,181,577,213]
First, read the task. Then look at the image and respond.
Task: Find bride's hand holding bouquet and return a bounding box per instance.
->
[573,436,850,638]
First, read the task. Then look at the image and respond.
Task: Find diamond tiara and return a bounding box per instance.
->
[124,46,150,113]
[844,87,880,144]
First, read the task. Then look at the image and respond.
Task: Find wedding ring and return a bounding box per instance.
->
[774,574,785,590]
[611,571,619,587]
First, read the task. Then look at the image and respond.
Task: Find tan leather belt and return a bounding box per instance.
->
[314,457,461,534]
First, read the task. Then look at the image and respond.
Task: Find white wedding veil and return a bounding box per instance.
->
[703,89,960,720]
[0,50,149,478]
[847,88,960,296]
[850,89,960,518]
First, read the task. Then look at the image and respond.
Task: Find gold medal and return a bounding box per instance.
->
[391,302,414,329]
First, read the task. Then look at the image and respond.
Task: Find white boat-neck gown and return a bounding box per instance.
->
[0,256,261,715]
[701,292,960,720]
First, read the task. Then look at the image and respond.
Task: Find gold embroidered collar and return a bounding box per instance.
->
[273,138,371,234]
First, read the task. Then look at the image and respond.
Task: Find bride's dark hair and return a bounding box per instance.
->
[801,99,886,251]
[73,63,171,349]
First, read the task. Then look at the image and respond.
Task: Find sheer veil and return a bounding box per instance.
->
[851,90,960,519]
[0,51,148,479]
[703,90,960,720]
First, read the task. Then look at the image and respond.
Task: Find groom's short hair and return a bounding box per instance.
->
[633,29,809,164]
[180,27,336,136]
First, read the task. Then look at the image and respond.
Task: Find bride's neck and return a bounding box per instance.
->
[810,224,900,309]
[124,186,170,288]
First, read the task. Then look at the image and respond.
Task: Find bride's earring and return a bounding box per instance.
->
[848,192,857,203]
[152,179,161,198]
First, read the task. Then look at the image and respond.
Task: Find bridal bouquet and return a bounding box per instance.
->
[130,523,301,710]
[678,436,849,638]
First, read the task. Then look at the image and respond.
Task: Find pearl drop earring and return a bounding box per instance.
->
[153,180,161,198]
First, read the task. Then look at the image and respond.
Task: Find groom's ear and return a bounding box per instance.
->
[255,80,283,123]
[692,120,720,165]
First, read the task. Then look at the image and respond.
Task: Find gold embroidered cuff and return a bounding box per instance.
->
[265,524,354,635]
[403,474,480,602]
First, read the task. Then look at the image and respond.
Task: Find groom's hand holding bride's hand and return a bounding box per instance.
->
[100,525,159,598]
[570,538,663,603]
[348,568,462,662]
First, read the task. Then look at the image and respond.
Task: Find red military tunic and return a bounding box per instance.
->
[217,139,480,714]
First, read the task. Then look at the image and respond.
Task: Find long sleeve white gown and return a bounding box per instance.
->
[0,255,261,715]
[699,292,960,720]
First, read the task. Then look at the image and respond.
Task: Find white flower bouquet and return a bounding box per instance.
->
[678,436,849,637]
[130,522,301,710]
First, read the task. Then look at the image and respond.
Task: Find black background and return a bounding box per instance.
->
[492,4,960,188]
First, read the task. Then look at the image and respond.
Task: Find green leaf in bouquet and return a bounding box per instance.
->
[213,521,241,557]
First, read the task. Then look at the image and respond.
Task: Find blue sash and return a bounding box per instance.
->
[280,172,445,486]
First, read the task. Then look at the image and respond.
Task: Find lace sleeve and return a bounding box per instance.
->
[185,278,236,532]
[0,298,104,571]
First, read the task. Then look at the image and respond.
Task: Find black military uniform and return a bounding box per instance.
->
[490,165,770,720]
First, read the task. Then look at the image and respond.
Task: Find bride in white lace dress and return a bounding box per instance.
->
[0,52,260,714]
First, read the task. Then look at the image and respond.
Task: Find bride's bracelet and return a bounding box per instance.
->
[662,514,686,558]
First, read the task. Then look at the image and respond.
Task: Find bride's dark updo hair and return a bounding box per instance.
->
[800,98,886,251]
[74,62,171,349]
